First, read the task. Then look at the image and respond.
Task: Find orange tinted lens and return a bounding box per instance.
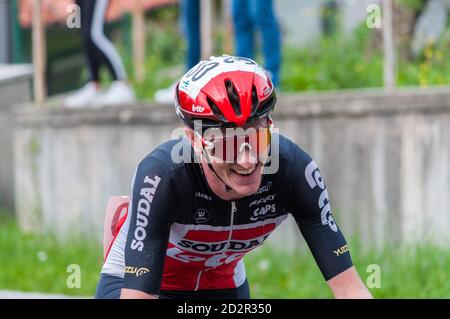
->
[208,127,271,162]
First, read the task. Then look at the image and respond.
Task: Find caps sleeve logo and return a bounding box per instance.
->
[194,208,211,223]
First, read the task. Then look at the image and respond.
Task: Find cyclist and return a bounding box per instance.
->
[96,55,372,299]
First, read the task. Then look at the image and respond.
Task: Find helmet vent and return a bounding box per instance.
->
[250,85,259,117]
[206,96,227,122]
[257,92,277,117]
[225,79,242,116]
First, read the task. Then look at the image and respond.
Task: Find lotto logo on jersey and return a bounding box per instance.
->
[304,161,338,232]
[167,247,246,268]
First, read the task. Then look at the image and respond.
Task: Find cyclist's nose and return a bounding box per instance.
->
[236,147,258,166]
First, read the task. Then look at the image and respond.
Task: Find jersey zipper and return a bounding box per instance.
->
[193,200,237,291]
[227,201,237,243]
[194,270,203,291]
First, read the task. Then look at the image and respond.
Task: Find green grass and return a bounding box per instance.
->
[245,240,450,298]
[0,216,102,296]
[1,215,449,298]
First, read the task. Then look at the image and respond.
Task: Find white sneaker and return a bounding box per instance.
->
[154,81,177,105]
[64,82,101,108]
[93,81,136,108]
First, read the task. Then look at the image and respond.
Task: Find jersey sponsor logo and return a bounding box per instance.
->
[249,194,276,207]
[250,204,277,221]
[167,247,245,268]
[305,161,338,232]
[195,192,212,201]
[175,234,270,254]
[124,266,150,277]
[333,244,349,256]
[131,175,162,252]
[194,208,211,223]
[255,181,272,195]
[167,233,270,267]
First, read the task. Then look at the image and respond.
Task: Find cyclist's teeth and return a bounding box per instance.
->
[234,167,255,175]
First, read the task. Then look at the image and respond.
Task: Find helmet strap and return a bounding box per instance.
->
[201,148,234,193]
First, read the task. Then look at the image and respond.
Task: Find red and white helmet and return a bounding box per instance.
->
[175,55,277,129]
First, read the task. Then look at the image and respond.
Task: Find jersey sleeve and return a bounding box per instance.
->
[288,144,353,281]
[122,154,178,295]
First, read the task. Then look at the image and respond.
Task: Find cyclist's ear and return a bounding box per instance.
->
[184,126,195,144]
[184,127,203,155]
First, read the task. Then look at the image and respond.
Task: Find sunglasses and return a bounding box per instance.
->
[195,116,274,163]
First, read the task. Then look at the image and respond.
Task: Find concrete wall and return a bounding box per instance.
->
[13,87,450,250]
[0,64,33,213]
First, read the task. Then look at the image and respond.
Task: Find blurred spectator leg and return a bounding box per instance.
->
[182,0,201,70]
[64,0,101,108]
[88,0,135,107]
[65,0,135,108]
[251,0,281,87]
[231,0,255,60]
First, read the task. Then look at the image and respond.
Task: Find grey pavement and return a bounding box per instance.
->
[0,290,90,299]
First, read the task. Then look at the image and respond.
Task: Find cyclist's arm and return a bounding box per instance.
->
[288,147,371,298]
[327,266,372,298]
[121,155,178,298]
[121,288,158,299]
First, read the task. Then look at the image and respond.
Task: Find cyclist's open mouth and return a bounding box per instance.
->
[232,166,256,176]
[229,162,262,184]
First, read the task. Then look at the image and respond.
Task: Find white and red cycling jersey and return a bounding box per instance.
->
[100,134,352,295]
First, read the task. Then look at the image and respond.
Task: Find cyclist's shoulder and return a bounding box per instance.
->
[277,133,314,167]
[276,135,326,209]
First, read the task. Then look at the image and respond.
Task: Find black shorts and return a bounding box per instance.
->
[95,273,251,299]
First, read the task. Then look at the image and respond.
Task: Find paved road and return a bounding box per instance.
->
[0,290,90,299]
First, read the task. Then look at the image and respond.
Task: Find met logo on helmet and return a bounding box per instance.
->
[263,86,272,97]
